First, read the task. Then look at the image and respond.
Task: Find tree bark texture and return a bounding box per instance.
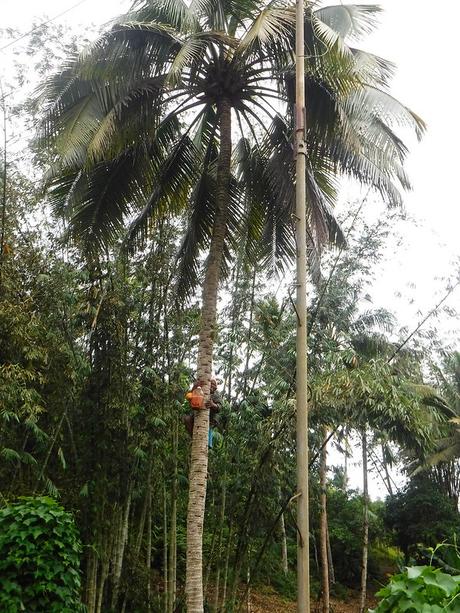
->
[185,98,232,613]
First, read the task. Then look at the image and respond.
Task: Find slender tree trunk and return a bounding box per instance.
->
[246,547,251,613]
[164,481,169,613]
[214,479,227,611]
[295,0,310,603]
[86,551,98,613]
[381,443,394,497]
[226,257,242,399]
[221,521,233,611]
[359,429,369,613]
[231,535,246,611]
[280,510,289,576]
[0,89,7,287]
[34,409,66,492]
[319,426,330,613]
[326,523,335,586]
[147,484,152,612]
[277,485,288,576]
[96,547,109,613]
[343,428,349,491]
[242,267,257,399]
[204,507,218,595]
[122,446,155,613]
[111,494,132,611]
[185,98,232,613]
[168,420,178,613]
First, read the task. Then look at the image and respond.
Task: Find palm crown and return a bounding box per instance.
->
[40,0,424,292]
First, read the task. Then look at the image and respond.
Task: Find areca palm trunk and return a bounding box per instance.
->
[186,98,232,613]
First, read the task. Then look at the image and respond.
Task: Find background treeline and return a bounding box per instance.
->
[1,158,459,611]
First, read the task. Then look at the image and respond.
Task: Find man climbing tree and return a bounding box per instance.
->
[184,378,222,448]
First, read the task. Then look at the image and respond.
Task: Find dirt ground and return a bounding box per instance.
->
[247,588,377,612]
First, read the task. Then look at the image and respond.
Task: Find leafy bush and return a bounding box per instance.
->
[327,487,389,586]
[384,476,459,559]
[419,541,460,575]
[0,496,84,612]
[369,565,460,612]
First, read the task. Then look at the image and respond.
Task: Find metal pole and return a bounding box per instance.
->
[295,0,310,610]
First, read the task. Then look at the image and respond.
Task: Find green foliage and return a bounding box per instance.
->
[384,477,459,558]
[0,497,83,612]
[326,486,389,586]
[369,565,460,612]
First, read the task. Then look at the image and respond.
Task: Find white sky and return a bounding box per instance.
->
[1,0,459,498]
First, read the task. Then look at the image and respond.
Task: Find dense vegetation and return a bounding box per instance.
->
[1,2,459,612]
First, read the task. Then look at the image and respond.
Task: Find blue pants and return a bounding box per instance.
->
[208,428,214,448]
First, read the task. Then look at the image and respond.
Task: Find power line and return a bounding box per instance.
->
[388,279,460,363]
[0,0,89,53]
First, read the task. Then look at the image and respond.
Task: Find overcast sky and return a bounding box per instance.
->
[1,0,459,497]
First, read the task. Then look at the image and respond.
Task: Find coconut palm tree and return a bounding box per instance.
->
[38,1,424,609]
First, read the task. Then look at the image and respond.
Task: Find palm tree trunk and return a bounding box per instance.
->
[320,426,330,613]
[359,428,369,613]
[185,98,232,613]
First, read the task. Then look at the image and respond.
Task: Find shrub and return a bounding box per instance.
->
[0,496,84,612]
[369,565,460,612]
[384,476,459,559]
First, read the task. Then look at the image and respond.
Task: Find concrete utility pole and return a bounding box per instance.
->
[294,0,310,610]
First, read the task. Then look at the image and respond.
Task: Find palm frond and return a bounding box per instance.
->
[314,4,383,41]
[344,85,426,141]
[129,0,199,33]
[238,4,295,52]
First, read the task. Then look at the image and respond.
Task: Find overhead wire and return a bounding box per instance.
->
[0,0,90,103]
[0,0,89,53]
